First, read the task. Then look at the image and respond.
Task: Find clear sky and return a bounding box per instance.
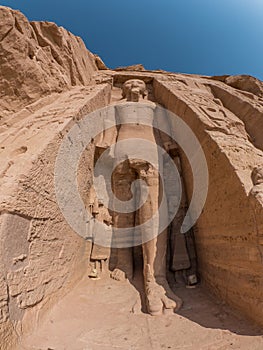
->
[1,0,262,80]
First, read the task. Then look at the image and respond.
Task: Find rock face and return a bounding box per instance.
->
[115,63,146,71]
[153,74,263,327]
[0,6,98,115]
[225,75,263,97]
[0,6,262,350]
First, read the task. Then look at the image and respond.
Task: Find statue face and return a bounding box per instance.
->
[122,79,147,102]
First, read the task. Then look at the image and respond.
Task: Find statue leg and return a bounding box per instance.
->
[110,162,136,281]
[138,164,183,315]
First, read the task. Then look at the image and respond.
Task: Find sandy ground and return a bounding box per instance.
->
[18,273,263,350]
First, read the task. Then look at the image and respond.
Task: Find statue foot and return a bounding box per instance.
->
[145,265,183,316]
[110,248,133,281]
[110,268,128,281]
[146,281,182,316]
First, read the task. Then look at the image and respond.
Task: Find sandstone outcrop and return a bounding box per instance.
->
[115,63,146,71]
[0,6,97,116]
[94,54,108,70]
[212,74,263,97]
[0,6,262,350]
[225,75,263,97]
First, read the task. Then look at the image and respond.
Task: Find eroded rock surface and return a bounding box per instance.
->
[0,6,97,115]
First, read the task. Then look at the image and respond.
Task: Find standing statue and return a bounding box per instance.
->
[88,79,197,315]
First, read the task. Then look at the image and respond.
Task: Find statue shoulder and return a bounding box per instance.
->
[114,100,156,111]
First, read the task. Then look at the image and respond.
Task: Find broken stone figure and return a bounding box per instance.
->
[167,147,198,288]
[87,185,112,279]
[89,79,197,315]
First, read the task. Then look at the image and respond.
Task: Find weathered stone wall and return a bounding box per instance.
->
[0,7,111,348]
[0,83,111,349]
[153,76,263,326]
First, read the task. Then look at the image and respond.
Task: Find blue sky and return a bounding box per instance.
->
[1,0,262,79]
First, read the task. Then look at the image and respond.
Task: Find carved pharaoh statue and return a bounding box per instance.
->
[87,79,197,315]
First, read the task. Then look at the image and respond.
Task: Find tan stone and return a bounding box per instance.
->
[0,5,262,349]
[0,6,97,116]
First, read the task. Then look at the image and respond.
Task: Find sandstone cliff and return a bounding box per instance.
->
[0,6,98,115]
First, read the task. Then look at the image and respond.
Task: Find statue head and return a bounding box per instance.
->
[252,165,263,186]
[122,79,148,102]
